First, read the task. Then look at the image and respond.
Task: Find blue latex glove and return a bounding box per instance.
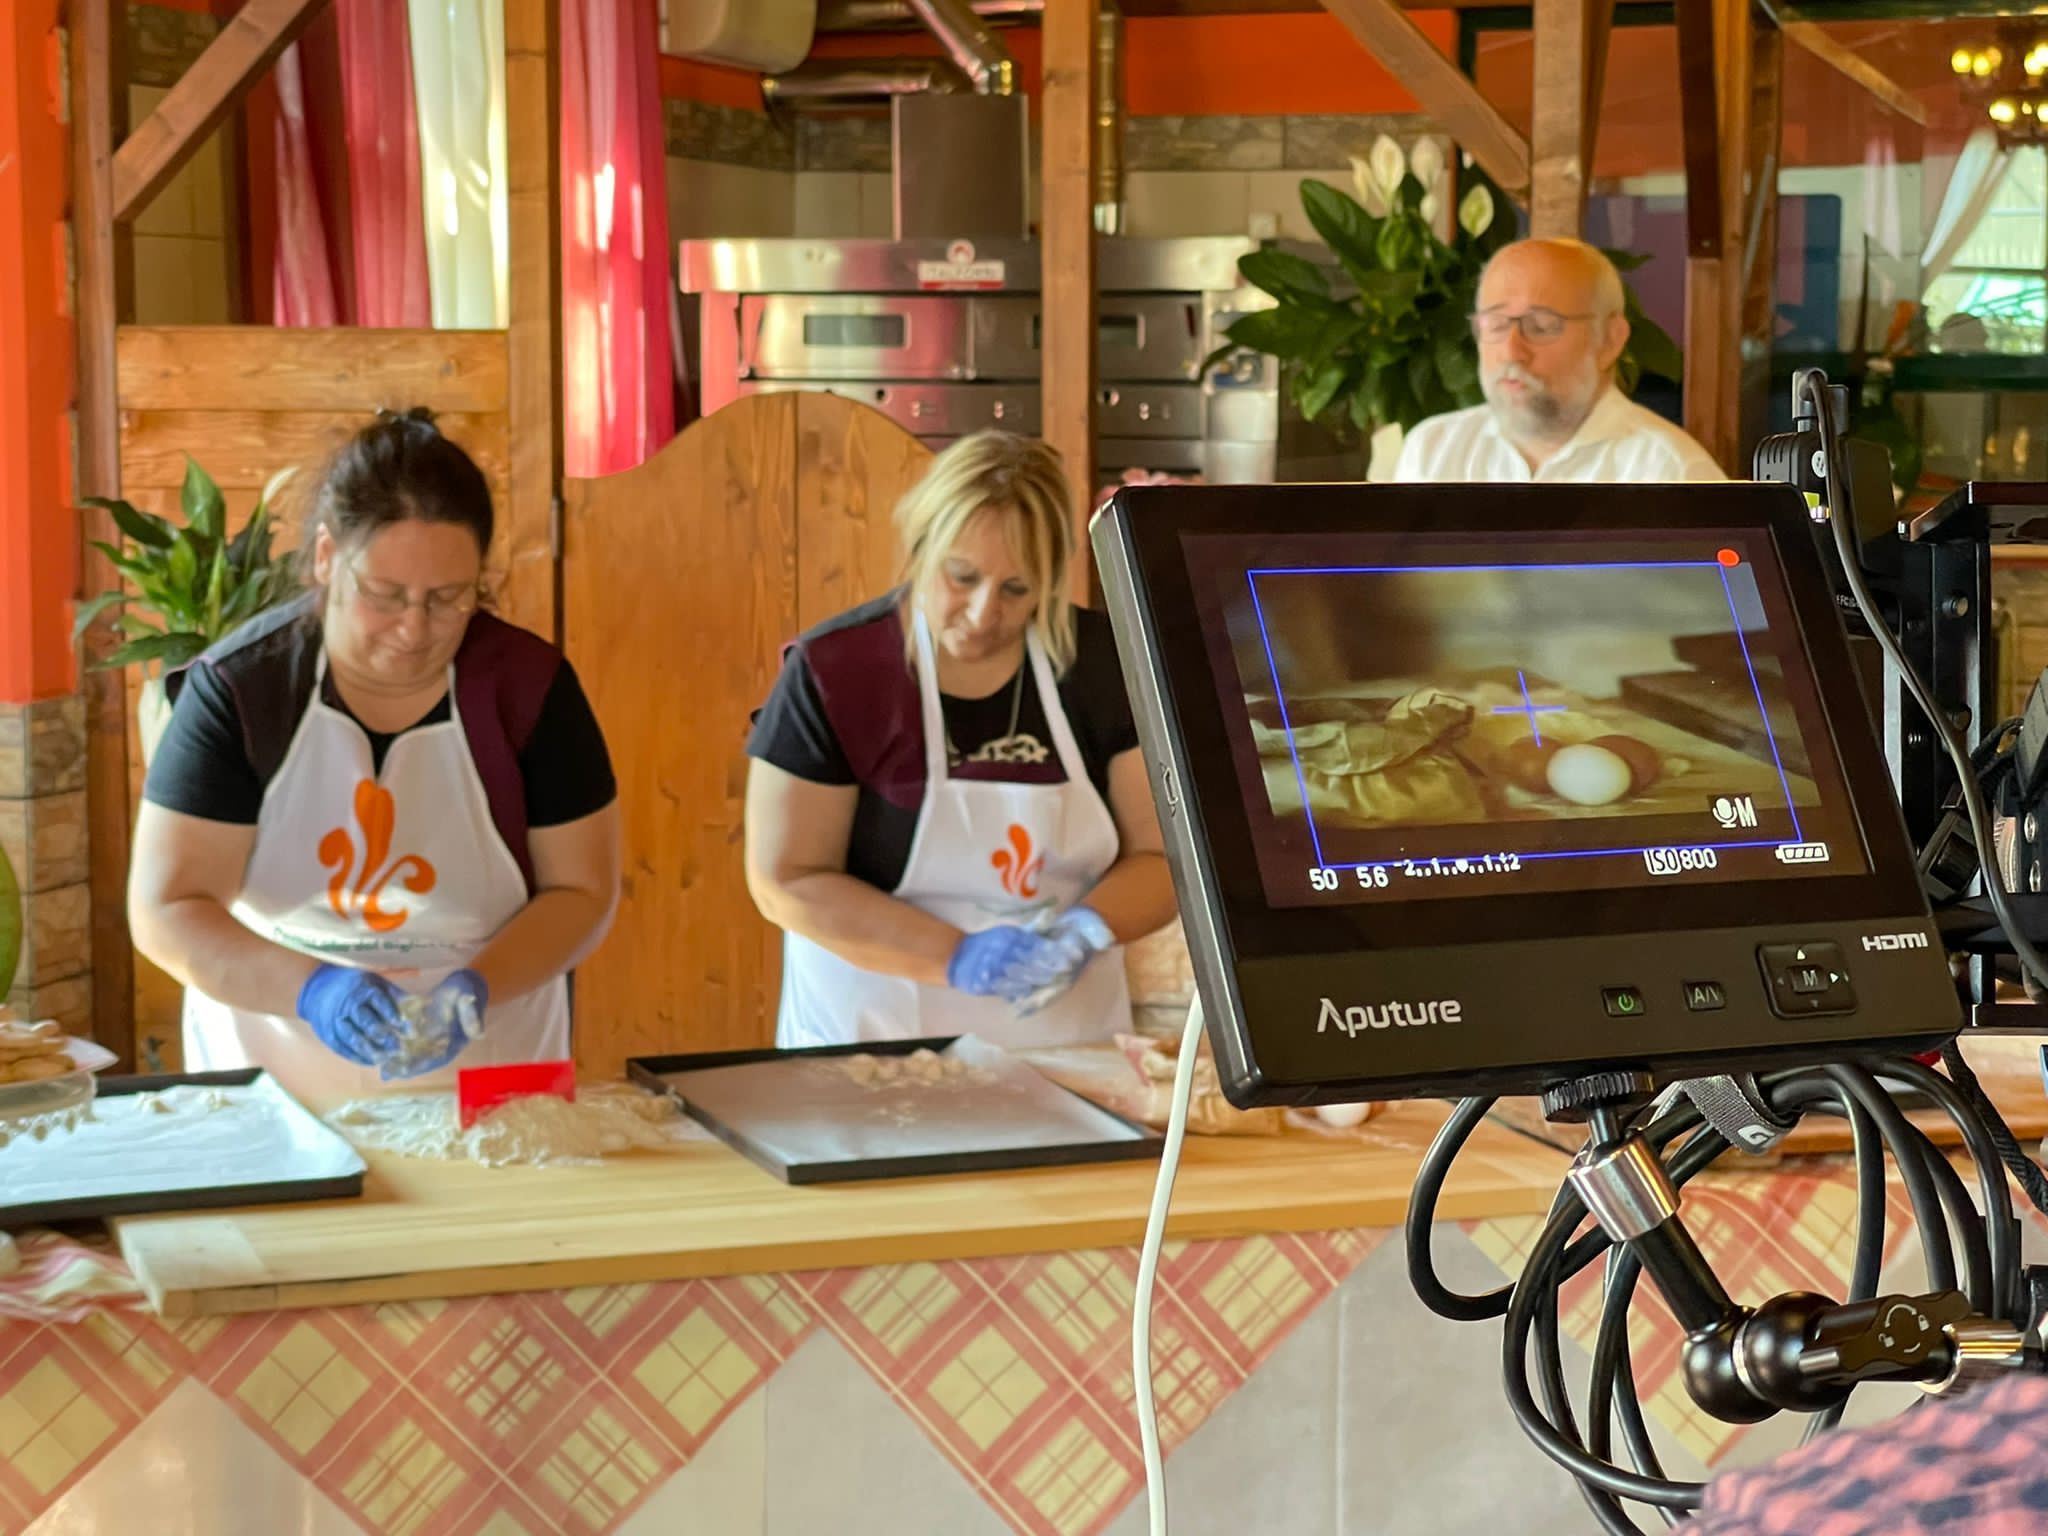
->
[297,964,405,1066]
[947,926,1069,1002]
[1013,907,1117,1014]
[383,969,489,1081]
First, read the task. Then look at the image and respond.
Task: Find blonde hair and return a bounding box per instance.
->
[894,430,1078,673]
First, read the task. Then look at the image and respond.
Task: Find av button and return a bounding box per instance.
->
[1684,982,1726,1012]
[1602,987,1646,1019]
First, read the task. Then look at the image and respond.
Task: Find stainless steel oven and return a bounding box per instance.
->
[682,236,1293,488]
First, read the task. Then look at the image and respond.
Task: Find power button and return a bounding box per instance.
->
[1602,987,1646,1019]
[1159,765,1181,816]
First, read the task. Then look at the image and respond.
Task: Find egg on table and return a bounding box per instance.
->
[1545,742,1636,806]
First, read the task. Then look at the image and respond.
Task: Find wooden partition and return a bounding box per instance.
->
[561,393,930,1075]
[113,324,521,1057]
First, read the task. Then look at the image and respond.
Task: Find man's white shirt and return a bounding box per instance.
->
[1390,387,1726,483]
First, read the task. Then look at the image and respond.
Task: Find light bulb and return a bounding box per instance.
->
[1993,97,2020,122]
[1956,47,1976,72]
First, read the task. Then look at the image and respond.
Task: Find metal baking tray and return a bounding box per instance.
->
[628,1034,1159,1184]
[0,1068,366,1225]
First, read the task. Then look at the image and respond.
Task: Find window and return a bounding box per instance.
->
[1924,147,2048,354]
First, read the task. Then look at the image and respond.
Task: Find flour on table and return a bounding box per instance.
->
[327,1083,691,1167]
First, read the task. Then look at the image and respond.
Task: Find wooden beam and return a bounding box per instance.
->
[72,0,137,1066]
[1781,21,1927,128]
[111,0,329,226]
[1529,0,1615,237]
[1675,0,1721,259]
[1042,0,1099,581]
[1319,0,1531,199]
[502,0,563,639]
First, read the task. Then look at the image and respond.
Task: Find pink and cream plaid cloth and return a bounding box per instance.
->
[0,1229,146,1324]
[1690,1373,2048,1535]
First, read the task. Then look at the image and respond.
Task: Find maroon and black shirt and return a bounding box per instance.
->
[746,592,1139,891]
[1690,1372,2048,1535]
[144,594,614,894]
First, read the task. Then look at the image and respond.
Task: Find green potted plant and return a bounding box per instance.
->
[1208,135,1683,473]
[75,458,301,763]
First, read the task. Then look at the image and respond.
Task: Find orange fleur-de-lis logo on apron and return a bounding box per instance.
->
[319,780,438,933]
[990,823,1044,899]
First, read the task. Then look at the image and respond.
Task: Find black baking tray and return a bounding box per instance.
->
[628,1034,1160,1184]
[0,1068,367,1225]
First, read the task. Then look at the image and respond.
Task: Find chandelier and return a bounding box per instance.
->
[1952,28,2048,147]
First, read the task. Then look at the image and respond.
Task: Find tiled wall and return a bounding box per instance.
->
[129,6,236,325]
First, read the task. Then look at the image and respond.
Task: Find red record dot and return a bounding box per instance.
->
[1716,548,1741,567]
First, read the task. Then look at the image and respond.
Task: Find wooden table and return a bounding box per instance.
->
[111,1098,1570,1318]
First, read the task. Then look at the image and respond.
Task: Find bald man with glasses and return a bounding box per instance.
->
[1392,237,1724,484]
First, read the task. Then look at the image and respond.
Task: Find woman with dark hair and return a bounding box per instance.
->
[128,410,620,1099]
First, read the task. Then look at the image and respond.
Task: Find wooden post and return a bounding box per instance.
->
[503,0,562,639]
[1042,0,1098,585]
[1740,22,1784,460]
[1676,0,1753,474]
[71,0,136,1064]
[1530,0,1614,238]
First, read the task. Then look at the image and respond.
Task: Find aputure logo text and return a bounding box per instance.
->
[1318,997,1463,1036]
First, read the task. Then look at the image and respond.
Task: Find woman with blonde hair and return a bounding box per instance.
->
[745,430,1176,1047]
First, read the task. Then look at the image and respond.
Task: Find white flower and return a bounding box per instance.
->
[1419,191,1441,225]
[1410,136,1447,191]
[1458,183,1496,239]
[1349,153,1391,217]
[1369,134,1407,199]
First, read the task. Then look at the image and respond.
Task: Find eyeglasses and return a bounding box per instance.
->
[345,562,480,623]
[1469,308,1597,344]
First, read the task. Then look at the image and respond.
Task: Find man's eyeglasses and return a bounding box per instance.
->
[346,562,480,623]
[1469,308,1596,344]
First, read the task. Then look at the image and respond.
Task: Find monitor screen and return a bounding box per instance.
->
[1184,528,1870,909]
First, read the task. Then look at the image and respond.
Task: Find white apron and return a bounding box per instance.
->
[183,657,568,1101]
[777,614,1131,1049]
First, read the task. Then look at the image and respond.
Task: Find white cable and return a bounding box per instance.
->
[1134,994,1206,1536]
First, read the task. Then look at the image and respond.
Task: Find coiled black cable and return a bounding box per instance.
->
[1406,1053,2030,1526]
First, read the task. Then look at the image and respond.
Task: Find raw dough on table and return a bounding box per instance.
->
[328,1082,692,1168]
[835,1048,994,1090]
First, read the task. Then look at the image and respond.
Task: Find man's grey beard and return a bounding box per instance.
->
[1483,362,1592,442]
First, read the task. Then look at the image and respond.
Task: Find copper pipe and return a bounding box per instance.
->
[1094,4,1124,235]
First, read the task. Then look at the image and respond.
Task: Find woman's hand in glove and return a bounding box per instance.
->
[297,965,406,1066]
[383,970,489,1081]
[947,926,1073,1002]
[1012,908,1117,1013]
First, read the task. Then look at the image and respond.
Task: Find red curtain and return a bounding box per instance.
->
[335,0,429,328]
[269,42,339,327]
[560,0,677,477]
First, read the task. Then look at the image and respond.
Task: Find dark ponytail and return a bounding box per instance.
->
[300,408,494,579]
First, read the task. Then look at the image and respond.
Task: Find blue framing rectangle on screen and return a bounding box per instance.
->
[1243,559,1805,872]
